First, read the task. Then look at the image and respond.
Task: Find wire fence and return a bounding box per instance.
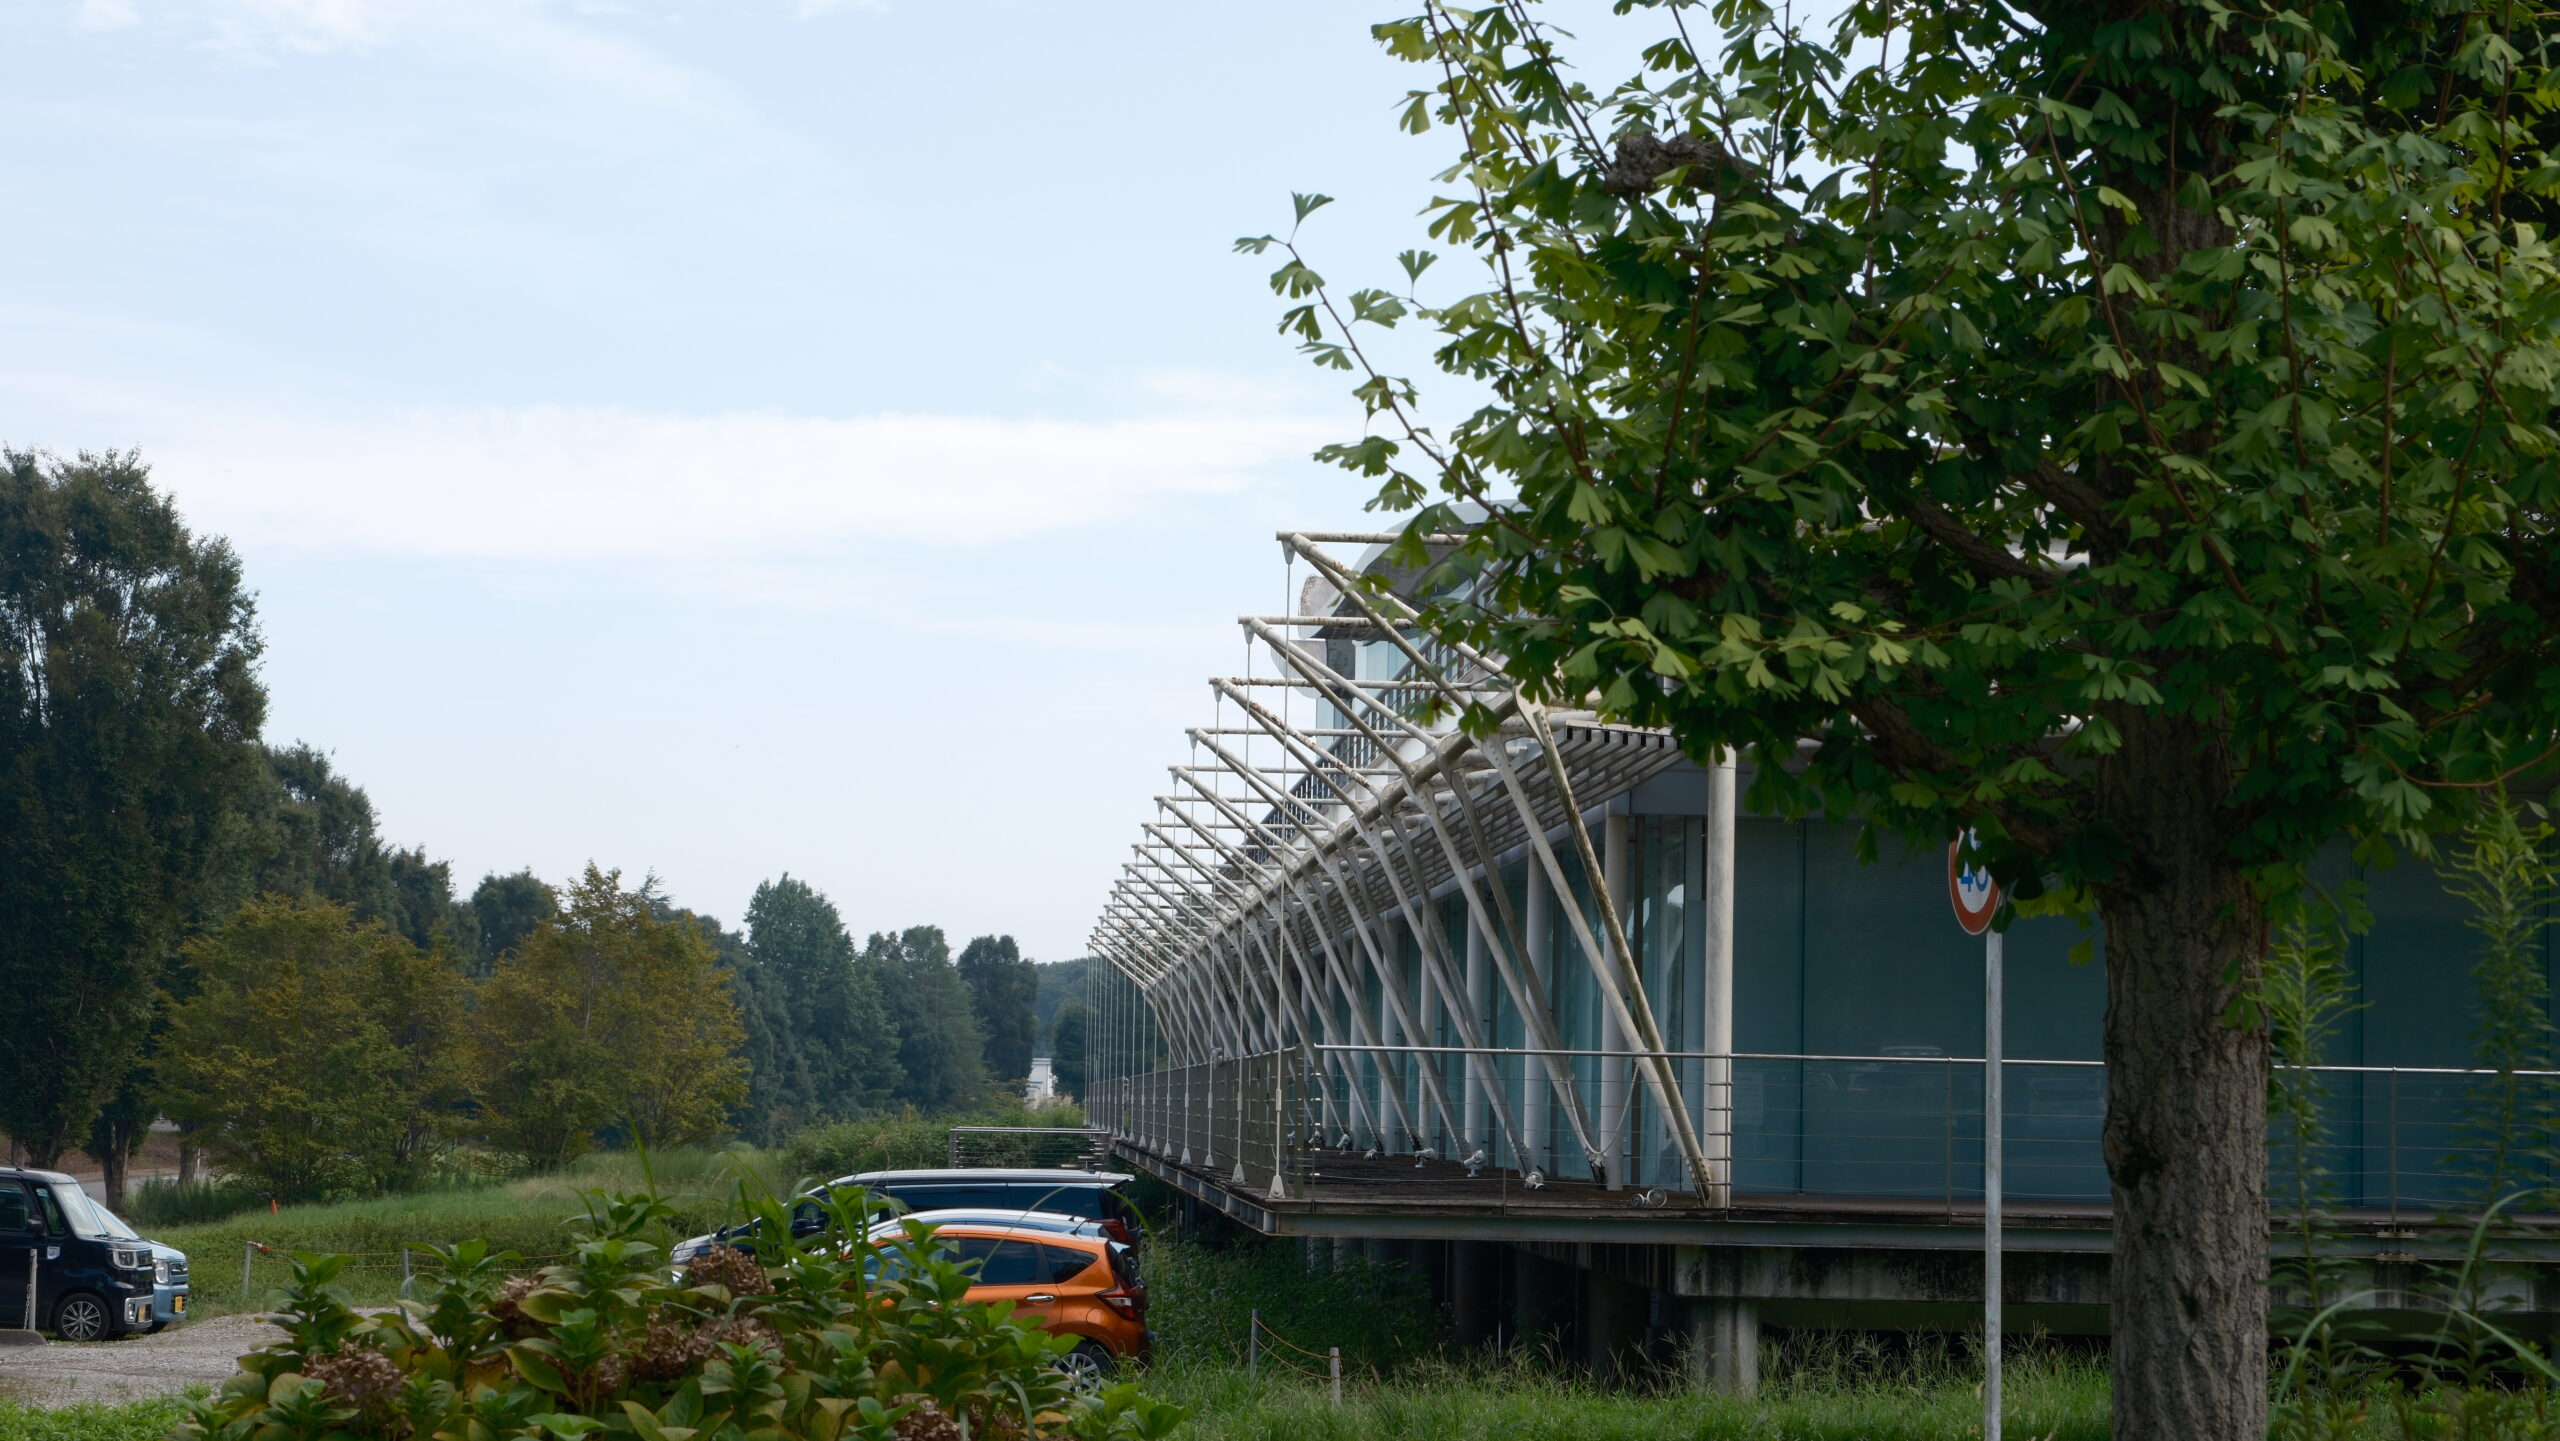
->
[1244,1308,1345,1403]
[1098,1046,2560,1218]
[222,1241,575,1311]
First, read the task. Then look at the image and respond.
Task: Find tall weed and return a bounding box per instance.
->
[781,1101,1089,1184]
[1144,1238,1438,1375]
[1149,1341,2111,1441]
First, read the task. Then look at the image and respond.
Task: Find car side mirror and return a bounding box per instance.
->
[790,1217,824,1238]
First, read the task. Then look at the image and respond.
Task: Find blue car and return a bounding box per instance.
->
[0,1168,190,1341]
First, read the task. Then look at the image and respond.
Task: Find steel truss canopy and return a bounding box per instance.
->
[1084,532,1724,1196]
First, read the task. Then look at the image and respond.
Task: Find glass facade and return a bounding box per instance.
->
[1218,787,2557,1209]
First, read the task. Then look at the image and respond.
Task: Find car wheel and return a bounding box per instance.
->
[1055,1340,1115,1388]
[51,1292,112,1343]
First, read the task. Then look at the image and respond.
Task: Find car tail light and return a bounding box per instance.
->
[1101,1220,1135,1247]
[1098,1286,1142,1320]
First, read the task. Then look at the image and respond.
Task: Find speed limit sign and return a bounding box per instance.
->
[1948,830,2000,936]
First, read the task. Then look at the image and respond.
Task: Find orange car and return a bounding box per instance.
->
[873,1219,1150,1379]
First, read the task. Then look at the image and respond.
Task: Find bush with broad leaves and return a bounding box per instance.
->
[178,1185,1184,1441]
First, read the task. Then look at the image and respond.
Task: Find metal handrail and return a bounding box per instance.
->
[1305,1042,2560,1078]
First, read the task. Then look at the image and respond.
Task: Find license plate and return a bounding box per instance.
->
[172,1296,185,1314]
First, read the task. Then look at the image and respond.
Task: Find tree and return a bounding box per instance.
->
[725,956,819,1144]
[746,875,897,1120]
[161,897,468,1200]
[1257,5,2560,1433]
[860,926,987,1110]
[957,934,1039,1085]
[250,743,397,920]
[470,865,747,1166]
[1048,1002,1090,1102]
[389,846,480,959]
[1032,958,1090,1046]
[470,868,556,976]
[0,451,266,1166]
[654,894,838,1145]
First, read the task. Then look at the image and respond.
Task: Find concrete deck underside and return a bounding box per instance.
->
[1117,1139,2560,1338]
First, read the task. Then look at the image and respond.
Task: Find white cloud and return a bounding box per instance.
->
[142,390,1340,563]
[195,0,408,52]
[73,0,142,30]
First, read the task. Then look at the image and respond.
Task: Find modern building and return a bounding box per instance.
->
[1082,531,2560,1387]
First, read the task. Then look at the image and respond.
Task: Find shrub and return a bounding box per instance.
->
[1142,1237,1439,1375]
[782,1101,1091,1185]
[126,1178,265,1229]
[177,1185,1183,1441]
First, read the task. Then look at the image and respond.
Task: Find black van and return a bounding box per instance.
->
[0,1167,191,1341]
[670,1168,1139,1268]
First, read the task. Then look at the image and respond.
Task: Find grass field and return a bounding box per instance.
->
[83,1162,2560,1439]
[149,1145,795,1315]
[1145,1351,2110,1441]
[0,1391,202,1441]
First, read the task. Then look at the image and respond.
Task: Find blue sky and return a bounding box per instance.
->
[0,0,1634,962]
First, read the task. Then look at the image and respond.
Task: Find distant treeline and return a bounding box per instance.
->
[0,450,1072,1209]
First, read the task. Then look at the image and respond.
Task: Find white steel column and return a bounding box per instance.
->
[1702,756,1737,1205]
[1522,858,1552,1176]
[1463,912,1490,1152]
[1377,926,1400,1149]
[1417,914,1442,1152]
[1601,810,1631,1190]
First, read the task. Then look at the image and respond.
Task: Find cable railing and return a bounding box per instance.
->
[1090,1046,2560,1220]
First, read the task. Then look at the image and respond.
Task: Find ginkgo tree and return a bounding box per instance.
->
[1246,2,2560,1436]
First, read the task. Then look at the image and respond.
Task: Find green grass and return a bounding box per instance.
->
[148,1145,786,1316]
[0,1389,204,1441]
[1143,1346,2111,1441]
[1141,1237,1441,1374]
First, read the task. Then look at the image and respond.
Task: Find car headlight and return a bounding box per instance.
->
[154,1257,172,1285]
[111,1247,147,1271]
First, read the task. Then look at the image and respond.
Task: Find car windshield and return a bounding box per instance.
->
[43,1181,137,1241]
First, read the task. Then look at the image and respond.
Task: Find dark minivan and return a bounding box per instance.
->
[0,1167,191,1341]
[671,1168,1140,1268]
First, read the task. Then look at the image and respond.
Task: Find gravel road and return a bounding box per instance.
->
[0,1315,275,1407]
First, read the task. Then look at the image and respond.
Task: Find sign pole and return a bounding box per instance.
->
[1984,922,2003,1441]
[1948,832,2003,1441]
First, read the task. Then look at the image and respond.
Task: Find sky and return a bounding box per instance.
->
[0,0,1641,962]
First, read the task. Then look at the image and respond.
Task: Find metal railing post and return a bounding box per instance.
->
[2388,1068,2400,1228]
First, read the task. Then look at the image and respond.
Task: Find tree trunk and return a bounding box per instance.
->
[2095,718,2269,1441]
[178,1136,199,1185]
[99,1141,128,1214]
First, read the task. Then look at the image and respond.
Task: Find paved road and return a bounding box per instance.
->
[0,1315,273,1406]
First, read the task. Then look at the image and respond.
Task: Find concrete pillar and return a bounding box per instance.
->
[1512,1249,1571,1354]
[1450,1241,1502,1348]
[1583,1268,1647,1377]
[1332,1236,1356,1271]
[1683,1297,1759,1394]
[1364,1236,1393,1267]
[1600,811,1631,1189]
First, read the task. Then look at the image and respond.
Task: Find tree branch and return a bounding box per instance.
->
[1887,489,2057,586]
